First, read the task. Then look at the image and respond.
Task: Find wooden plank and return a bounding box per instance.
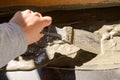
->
[0,0,120,9]
[0,0,107,7]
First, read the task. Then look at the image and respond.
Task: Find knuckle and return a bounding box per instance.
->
[25,9,31,12]
[24,9,33,14]
[16,11,22,14]
[33,12,42,17]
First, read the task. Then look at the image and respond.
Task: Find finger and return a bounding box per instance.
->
[38,34,44,39]
[21,9,33,16]
[33,12,42,17]
[25,9,33,13]
[41,16,52,27]
[37,16,52,33]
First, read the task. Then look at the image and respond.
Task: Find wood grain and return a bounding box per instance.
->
[0,0,106,7]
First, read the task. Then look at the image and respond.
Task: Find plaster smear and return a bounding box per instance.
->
[77,24,120,70]
[46,40,80,60]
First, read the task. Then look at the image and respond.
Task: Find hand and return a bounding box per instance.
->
[9,10,52,45]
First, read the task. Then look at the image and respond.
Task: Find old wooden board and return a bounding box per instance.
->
[0,0,120,10]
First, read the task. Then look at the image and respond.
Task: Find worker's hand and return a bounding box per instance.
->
[9,10,52,45]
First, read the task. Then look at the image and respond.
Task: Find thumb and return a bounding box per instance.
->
[41,16,52,27]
